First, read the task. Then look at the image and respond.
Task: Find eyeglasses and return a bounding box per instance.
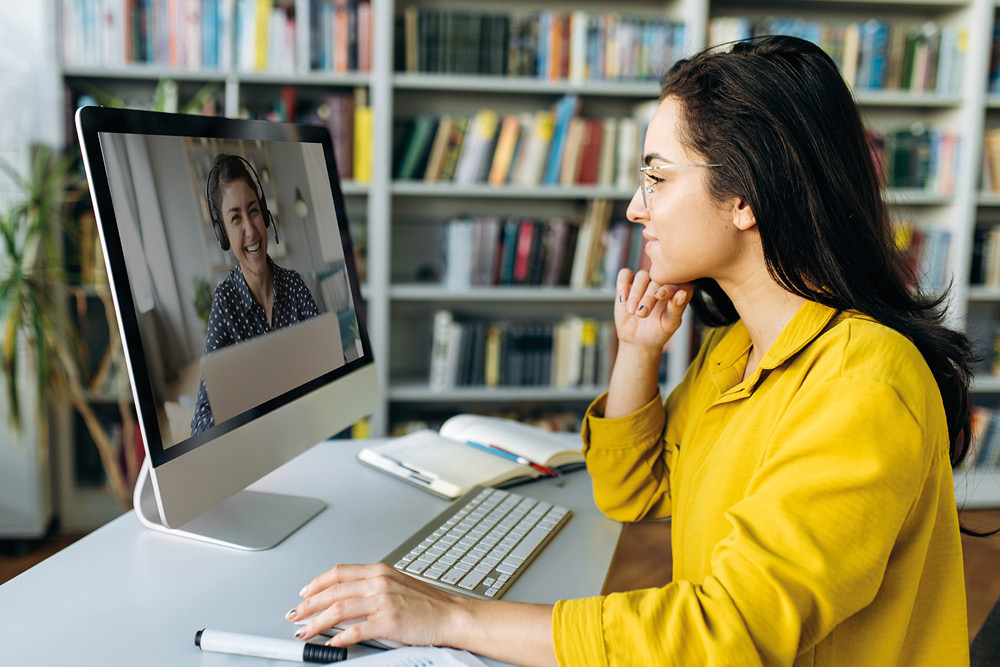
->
[639,160,721,208]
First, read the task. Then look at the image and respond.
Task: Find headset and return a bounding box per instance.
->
[205,154,279,252]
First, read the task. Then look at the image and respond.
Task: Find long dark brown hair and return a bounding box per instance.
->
[661,36,975,476]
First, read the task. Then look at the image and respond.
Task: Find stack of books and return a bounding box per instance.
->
[965,405,1000,470]
[895,223,951,296]
[439,208,647,292]
[868,124,960,195]
[710,16,965,95]
[428,311,617,392]
[59,0,373,74]
[396,8,684,82]
[393,95,657,191]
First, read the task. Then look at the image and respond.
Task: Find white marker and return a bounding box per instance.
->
[195,628,346,663]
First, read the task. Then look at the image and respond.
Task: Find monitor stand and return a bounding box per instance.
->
[132,459,326,551]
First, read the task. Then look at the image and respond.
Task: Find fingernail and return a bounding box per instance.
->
[627,302,635,314]
[618,290,625,303]
[295,630,305,639]
[654,288,667,299]
[299,586,309,597]
[286,609,297,620]
[637,305,647,315]
[674,290,687,305]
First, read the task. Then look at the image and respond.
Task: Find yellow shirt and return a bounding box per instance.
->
[553,301,968,666]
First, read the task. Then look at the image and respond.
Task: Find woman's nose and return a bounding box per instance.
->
[625,187,647,224]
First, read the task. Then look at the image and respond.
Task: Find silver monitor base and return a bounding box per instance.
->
[133,459,326,551]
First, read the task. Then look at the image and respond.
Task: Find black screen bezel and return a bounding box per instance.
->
[76,106,374,468]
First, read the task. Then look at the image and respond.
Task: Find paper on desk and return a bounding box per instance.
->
[344,646,488,666]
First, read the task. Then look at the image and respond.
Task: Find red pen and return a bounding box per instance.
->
[487,443,559,477]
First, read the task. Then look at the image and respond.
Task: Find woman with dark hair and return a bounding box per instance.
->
[191,153,320,434]
[285,37,973,665]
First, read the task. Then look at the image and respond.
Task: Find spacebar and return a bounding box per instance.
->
[508,525,552,561]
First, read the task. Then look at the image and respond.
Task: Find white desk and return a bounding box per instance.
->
[0,439,621,666]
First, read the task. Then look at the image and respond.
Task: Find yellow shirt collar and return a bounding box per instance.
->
[708,300,839,394]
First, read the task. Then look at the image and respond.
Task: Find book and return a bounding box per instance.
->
[424,115,454,182]
[488,114,521,186]
[357,414,586,498]
[397,115,438,180]
[353,89,372,183]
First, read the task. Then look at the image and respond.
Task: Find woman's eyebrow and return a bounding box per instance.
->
[642,152,675,166]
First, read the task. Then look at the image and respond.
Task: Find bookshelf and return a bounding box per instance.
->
[49,0,1000,517]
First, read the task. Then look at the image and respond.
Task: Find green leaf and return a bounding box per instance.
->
[73,81,127,109]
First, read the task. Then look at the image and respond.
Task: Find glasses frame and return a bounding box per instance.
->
[639,160,722,208]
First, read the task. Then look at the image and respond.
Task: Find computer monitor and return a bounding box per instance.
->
[75,107,379,550]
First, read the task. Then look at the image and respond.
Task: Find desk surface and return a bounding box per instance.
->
[0,439,621,666]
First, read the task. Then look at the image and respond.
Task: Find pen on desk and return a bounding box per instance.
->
[465,440,560,477]
[196,628,346,663]
[380,455,435,485]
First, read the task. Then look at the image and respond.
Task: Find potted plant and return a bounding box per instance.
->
[0,146,133,509]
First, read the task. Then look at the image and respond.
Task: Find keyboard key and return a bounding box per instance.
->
[406,560,431,575]
[458,570,488,590]
[508,526,552,561]
[441,569,464,585]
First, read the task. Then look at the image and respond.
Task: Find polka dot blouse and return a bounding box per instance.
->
[191,257,320,435]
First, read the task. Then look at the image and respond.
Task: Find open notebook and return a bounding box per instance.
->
[357,414,586,498]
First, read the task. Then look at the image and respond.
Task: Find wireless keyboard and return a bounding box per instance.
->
[382,486,572,600]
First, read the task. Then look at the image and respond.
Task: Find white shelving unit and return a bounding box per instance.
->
[50,0,1000,521]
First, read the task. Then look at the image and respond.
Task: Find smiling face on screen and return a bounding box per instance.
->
[220,178,269,282]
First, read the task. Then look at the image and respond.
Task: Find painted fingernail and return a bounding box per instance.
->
[618,290,625,303]
[654,287,667,299]
[286,609,297,620]
[637,305,647,315]
[295,630,305,639]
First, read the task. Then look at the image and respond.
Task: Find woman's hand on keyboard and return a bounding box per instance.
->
[287,562,464,648]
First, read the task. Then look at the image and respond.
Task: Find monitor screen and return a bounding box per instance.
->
[76,107,379,546]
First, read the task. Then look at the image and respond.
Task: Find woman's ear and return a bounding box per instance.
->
[732,198,757,231]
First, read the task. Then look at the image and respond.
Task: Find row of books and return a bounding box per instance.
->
[965,405,1000,470]
[245,87,371,183]
[969,224,1000,288]
[896,223,951,296]
[440,208,648,292]
[711,16,965,96]
[309,0,372,73]
[232,0,297,72]
[60,0,372,74]
[61,0,233,69]
[870,124,960,196]
[396,7,684,82]
[393,95,656,190]
[428,311,618,392]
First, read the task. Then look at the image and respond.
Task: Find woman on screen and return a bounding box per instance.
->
[191,153,320,435]
[285,37,975,665]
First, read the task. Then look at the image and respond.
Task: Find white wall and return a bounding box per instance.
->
[0,2,60,204]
